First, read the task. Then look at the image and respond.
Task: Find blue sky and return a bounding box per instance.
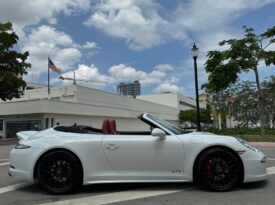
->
[0,0,274,97]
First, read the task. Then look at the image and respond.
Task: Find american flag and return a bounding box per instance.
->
[48,57,61,74]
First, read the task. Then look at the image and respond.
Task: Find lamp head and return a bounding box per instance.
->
[191,43,199,58]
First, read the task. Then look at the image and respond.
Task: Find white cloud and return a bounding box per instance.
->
[107,63,185,93]
[80,41,100,58]
[61,64,109,85]
[84,0,275,51]
[0,0,90,28]
[154,64,173,72]
[21,25,82,76]
[153,82,184,93]
[179,0,275,93]
[176,0,275,32]
[84,0,187,50]
[108,63,174,84]
[82,41,99,49]
[21,26,100,78]
[59,62,184,93]
[109,64,147,82]
[2,0,273,95]
[174,0,275,58]
[0,0,91,49]
[25,25,74,46]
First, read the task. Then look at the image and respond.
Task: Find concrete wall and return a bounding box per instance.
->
[137,93,205,113]
[137,93,178,110]
[0,85,178,138]
[0,85,177,120]
[0,95,177,121]
[75,86,177,120]
[0,86,76,102]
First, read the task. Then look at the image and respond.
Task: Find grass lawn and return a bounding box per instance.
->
[204,128,275,142]
[235,135,275,142]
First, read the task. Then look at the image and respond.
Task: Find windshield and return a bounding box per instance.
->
[147,114,184,135]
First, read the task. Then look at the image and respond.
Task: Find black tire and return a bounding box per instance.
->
[37,150,82,194]
[195,148,242,191]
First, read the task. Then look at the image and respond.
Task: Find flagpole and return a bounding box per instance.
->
[48,57,61,99]
[48,56,50,98]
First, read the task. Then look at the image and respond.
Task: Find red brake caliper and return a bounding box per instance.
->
[206,160,212,177]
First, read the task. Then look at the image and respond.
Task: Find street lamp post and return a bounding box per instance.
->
[191,43,202,131]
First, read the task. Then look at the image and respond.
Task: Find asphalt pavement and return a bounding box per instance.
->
[0,144,275,205]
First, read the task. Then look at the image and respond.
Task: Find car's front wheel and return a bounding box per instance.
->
[196,148,242,191]
[37,150,82,194]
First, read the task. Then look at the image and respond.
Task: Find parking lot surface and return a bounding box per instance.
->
[0,144,275,205]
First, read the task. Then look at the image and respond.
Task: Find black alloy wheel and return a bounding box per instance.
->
[37,150,82,194]
[196,148,242,191]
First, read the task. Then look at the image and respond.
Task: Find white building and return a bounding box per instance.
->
[137,92,206,114]
[0,84,177,139]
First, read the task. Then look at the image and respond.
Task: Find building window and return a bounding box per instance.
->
[51,118,54,127]
[0,120,3,131]
[45,118,49,128]
[6,120,41,138]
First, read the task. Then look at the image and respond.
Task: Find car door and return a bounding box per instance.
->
[101,133,184,179]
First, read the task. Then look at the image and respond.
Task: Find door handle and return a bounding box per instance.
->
[105,144,119,150]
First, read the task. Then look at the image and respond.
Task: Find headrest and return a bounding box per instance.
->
[102,119,110,134]
[109,119,117,134]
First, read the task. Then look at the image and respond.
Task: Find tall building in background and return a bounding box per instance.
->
[117,81,141,97]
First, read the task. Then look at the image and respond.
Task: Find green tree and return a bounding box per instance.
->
[179,108,211,127]
[201,104,212,124]
[0,22,30,101]
[261,76,275,128]
[204,26,275,135]
[179,109,197,125]
[206,84,235,129]
[231,81,259,128]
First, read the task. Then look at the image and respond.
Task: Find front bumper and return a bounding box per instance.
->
[242,149,267,183]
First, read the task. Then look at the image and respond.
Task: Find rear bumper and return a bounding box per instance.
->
[9,148,35,182]
[9,166,31,181]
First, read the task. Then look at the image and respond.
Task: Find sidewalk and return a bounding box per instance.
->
[249,142,275,147]
[0,138,18,146]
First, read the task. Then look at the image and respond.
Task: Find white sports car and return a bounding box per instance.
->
[9,113,267,194]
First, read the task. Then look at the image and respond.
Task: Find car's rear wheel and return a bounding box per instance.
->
[196,148,241,191]
[37,150,82,194]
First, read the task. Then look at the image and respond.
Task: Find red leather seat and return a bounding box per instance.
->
[102,119,110,134]
[109,119,117,134]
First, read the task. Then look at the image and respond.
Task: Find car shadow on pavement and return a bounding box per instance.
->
[239,180,269,190]
[17,184,46,194]
[81,182,196,194]
[17,182,195,195]
[195,180,269,193]
[17,180,268,196]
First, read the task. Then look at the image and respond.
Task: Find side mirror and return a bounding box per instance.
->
[151,128,166,139]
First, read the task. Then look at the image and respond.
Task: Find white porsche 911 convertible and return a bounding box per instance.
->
[9,113,267,194]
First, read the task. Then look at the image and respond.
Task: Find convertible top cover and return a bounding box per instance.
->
[54,125,101,134]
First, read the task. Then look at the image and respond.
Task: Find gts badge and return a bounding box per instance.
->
[171,170,182,174]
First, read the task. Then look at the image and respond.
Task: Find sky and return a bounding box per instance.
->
[0,0,275,97]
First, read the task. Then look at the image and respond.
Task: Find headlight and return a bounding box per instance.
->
[235,137,256,152]
[15,143,31,149]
